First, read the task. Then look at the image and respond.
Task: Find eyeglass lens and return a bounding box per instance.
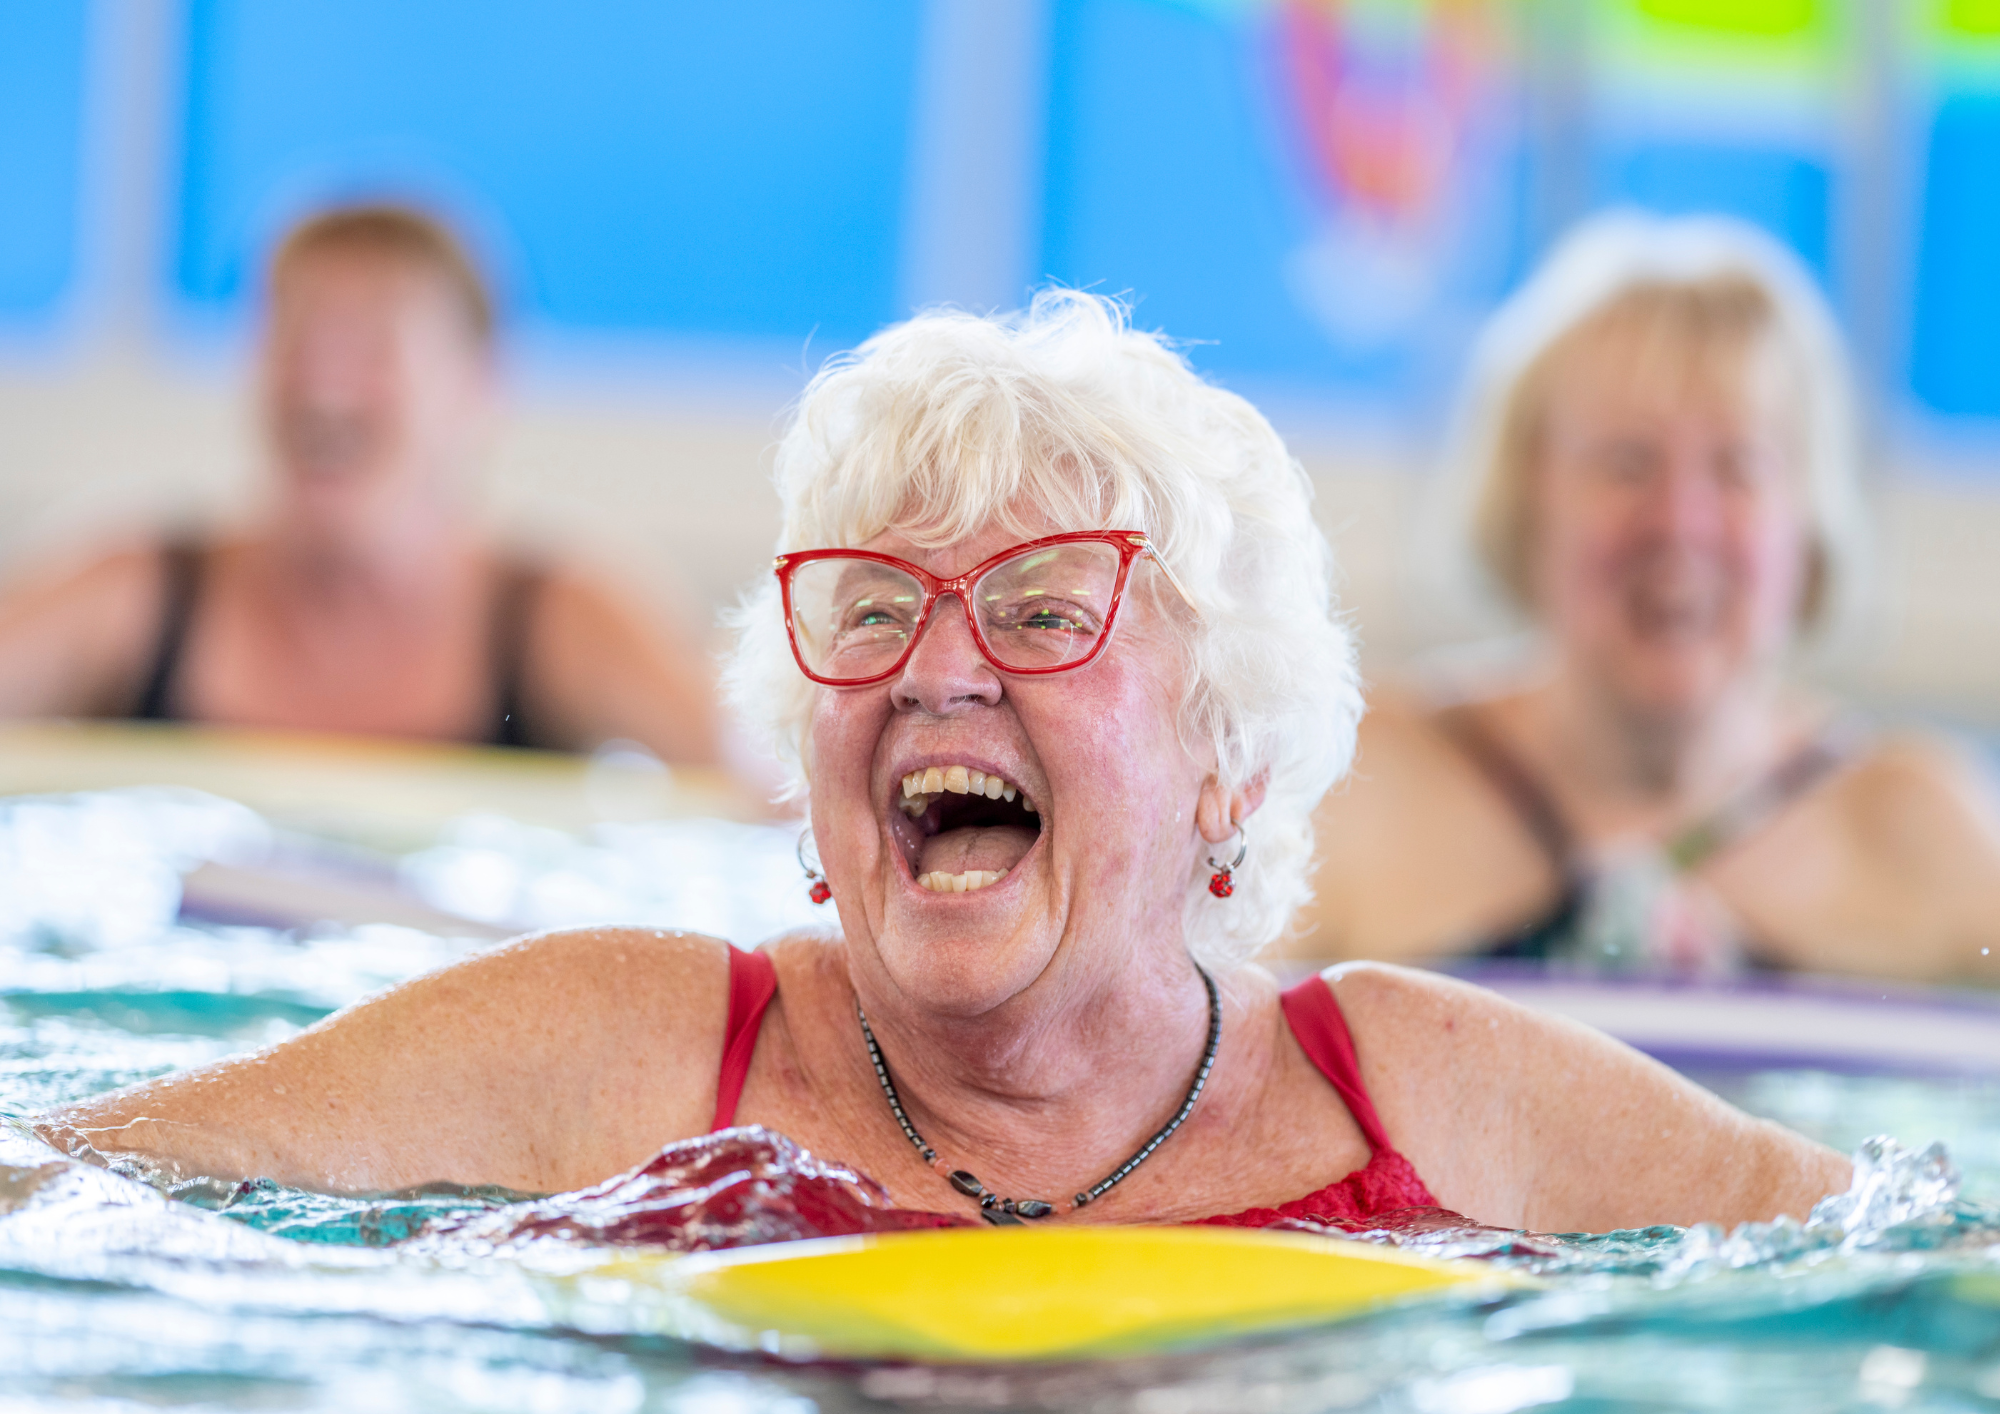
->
[788,541,1124,682]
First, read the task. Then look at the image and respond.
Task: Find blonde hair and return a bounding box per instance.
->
[725,290,1360,967]
[270,204,495,347]
[1454,211,1865,630]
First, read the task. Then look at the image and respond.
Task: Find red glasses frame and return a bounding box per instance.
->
[774,530,1199,688]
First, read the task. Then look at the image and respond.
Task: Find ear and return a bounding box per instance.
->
[1196,769,1267,845]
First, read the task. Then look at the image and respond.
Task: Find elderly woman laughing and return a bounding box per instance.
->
[39,293,1848,1234]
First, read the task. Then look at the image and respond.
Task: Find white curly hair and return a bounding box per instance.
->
[724,290,1360,968]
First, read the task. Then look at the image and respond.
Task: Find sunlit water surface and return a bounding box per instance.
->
[6,790,2000,1413]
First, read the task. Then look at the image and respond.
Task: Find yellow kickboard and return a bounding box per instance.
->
[582,1225,1513,1362]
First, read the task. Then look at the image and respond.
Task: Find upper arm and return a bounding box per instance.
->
[524,568,722,766]
[1332,964,1850,1232]
[39,927,734,1194]
[0,544,161,717]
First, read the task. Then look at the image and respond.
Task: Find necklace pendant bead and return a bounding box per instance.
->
[855,969,1220,1231]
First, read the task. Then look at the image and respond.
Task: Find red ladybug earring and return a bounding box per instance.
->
[1207,824,1247,899]
[799,829,832,904]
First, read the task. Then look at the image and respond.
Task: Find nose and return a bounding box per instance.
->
[1644,441,1731,543]
[889,594,1003,715]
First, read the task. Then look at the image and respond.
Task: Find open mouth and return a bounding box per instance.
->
[890,764,1042,894]
[1626,581,1725,640]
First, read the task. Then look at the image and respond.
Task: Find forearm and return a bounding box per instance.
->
[37,1073,400,1192]
[1740,1118,1852,1224]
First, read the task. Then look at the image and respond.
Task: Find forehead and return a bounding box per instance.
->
[858,509,1070,573]
[270,249,457,325]
[1543,313,1796,434]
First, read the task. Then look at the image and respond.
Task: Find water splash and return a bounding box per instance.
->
[0,788,267,954]
[416,1127,971,1254]
[1275,1134,1996,1293]
[9,788,2000,1408]
[9,1111,2000,1409]
[1640,1136,1987,1284]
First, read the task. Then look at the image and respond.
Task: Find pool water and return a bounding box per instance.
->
[7,790,2000,1412]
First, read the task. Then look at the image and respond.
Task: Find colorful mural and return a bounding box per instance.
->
[1585,0,1840,277]
[1040,0,1525,400]
[1269,0,1515,356]
[2,0,1999,436]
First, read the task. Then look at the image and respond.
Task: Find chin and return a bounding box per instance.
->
[873,909,1056,1020]
[865,761,1055,1014]
[1612,654,1744,724]
[284,477,390,531]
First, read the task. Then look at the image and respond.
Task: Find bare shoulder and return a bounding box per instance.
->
[1324,962,1522,1122]
[477,920,732,982]
[0,540,173,716]
[1,538,159,598]
[1325,960,1565,1073]
[529,562,670,644]
[1327,959,1681,1101]
[518,559,721,764]
[1300,690,1558,963]
[1346,687,1456,764]
[427,923,733,1058]
[1834,732,2000,849]
[1786,729,2000,976]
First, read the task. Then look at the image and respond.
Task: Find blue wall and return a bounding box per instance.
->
[173,0,924,345]
[0,0,90,323]
[1910,93,2000,419]
[1598,142,1831,280]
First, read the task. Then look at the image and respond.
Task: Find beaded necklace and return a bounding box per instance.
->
[855,967,1221,1223]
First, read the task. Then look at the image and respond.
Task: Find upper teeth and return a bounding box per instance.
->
[898,764,1036,814]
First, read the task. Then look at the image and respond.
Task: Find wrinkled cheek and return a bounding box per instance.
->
[806,693,882,866]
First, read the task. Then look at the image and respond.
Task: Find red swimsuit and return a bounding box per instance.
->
[710,948,1438,1229]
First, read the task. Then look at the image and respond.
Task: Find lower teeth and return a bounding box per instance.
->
[918,869,1007,893]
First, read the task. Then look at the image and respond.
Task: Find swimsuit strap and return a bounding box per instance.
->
[711,945,779,1131]
[488,561,545,748]
[133,540,205,721]
[1433,703,1578,874]
[1279,973,1393,1153]
[1664,720,1864,872]
[1438,704,1864,880]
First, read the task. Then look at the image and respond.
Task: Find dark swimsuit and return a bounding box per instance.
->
[132,540,546,749]
[709,947,1439,1229]
[1433,704,1859,961]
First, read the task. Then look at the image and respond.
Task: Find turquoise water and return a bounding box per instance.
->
[7,790,2000,1412]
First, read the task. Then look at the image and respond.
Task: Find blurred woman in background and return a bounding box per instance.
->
[1298,213,2000,983]
[0,205,719,764]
